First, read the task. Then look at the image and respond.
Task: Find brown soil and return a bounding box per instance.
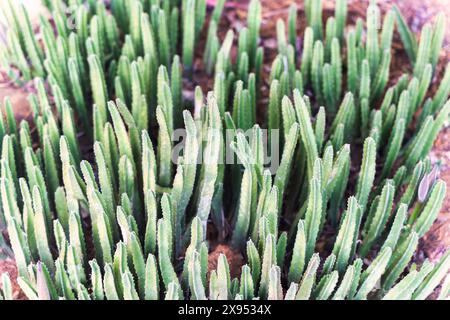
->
[0,76,33,123]
[207,244,245,280]
[0,259,26,300]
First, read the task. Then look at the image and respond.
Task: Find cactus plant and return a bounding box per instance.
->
[0,0,449,301]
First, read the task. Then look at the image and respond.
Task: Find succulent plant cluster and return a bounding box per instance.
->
[0,0,449,300]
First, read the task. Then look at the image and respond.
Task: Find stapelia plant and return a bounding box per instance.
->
[0,0,449,300]
[0,273,12,300]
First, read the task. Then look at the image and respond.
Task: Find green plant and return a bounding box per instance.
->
[0,273,12,300]
[0,0,449,301]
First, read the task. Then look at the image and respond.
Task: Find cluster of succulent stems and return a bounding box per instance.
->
[0,0,449,300]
